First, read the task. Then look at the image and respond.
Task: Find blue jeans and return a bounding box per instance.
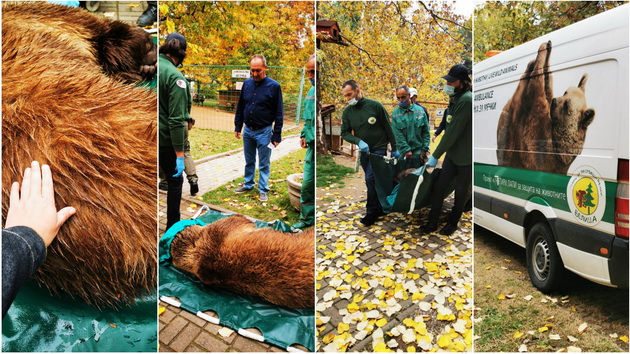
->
[360,149,386,215]
[242,125,272,193]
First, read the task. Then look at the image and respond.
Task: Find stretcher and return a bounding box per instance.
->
[159,206,315,352]
[369,153,455,213]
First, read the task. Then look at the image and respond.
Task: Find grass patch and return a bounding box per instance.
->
[189,128,240,160]
[189,127,303,160]
[316,154,355,188]
[199,149,306,225]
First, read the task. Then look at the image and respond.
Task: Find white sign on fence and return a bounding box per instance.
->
[232,70,250,79]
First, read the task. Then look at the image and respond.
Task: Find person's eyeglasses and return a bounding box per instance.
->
[251,69,263,73]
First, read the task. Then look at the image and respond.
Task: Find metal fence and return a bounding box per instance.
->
[180,65,306,132]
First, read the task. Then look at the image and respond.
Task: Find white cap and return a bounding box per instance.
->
[409,87,418,97]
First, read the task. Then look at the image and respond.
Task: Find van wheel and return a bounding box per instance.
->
[526,223,565,292]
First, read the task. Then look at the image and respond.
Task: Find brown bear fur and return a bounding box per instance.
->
[496,41,594,174]
[2,3,157,308]
[171,215,315,309]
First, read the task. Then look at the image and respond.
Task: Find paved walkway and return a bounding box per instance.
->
[315,197,473,352]
[181,135,302,197]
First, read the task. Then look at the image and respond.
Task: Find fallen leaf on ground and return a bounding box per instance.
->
[218,327,234,338]
[577,323,588,334]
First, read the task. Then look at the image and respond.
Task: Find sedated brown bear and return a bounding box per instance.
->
[2,2,157,308]
[497,41,595,175]
[171,215,315,309]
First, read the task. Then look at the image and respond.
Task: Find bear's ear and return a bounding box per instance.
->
[578,74,588,92]
[581,108,595,129]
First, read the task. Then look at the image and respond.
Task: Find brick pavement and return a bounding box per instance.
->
[181,135,301,197]
[158,194,287,352]
[315,197,473,352]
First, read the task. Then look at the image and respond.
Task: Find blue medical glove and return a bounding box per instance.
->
[173,157,185,178]
[391,150,400,158]
[427,156,438,167]
[358,140,370,153]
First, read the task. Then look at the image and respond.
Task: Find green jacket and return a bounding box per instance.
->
[301,85,315,145]
[158,54,190,150]
[341,97,396,151]
[432,90,472,166]
[391,103,430,155]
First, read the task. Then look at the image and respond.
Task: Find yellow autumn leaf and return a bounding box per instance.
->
[451,341,466,351]
[411,292,424,301]
[538,326,549,333]
[347,302,360,313]
[437,335,451,349]
[619,336,629,343]
[497,294,506,300]
[407,346,416,352]
[374,342,392,352]
[158,307,166,315]
[347,256,356,263]
[376,318,387,327]
[513,331,524,339]
[322,332,335,344]
[338,322,350,334]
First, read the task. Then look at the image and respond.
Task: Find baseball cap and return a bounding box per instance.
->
[166,33,187,51]
[442,64,470,83]
[409,88,418,97]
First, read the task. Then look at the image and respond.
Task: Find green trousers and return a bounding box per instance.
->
[299,144,315,226]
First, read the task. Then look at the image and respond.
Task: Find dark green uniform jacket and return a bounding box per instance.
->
[341,97,396,151]
[432,90,472,166]
[391,103,430,155]
[301,86,315,144]
[159,54,190,151]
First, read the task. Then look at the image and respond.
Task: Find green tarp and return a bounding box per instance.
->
[159,209,315,352]
[369,153,455,213]
[2,282,157,352]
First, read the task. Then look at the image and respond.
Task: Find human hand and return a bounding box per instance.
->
[426,156,438,167]
[300,137,307,148]
[173,157,185,177]
[273,141,280,147]
[431,135,436,143]
[5,161,76,247]
[235,132,241,139]
[357,140,370,153]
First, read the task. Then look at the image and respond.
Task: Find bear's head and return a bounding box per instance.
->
[171,225,204,274]
[550,73,595,166]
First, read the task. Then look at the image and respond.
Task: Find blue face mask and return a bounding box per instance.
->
[310,78,315,86]
[399,100,410,109]
[444,84,456,96]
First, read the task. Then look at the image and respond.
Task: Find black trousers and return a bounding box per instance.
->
[359,150,386,215]
[159,145,183,230]
[428,155,472,226]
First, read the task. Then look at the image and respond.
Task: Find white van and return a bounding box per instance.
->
[473,5,629,292]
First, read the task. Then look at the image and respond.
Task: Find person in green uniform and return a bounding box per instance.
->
[340,80,398,226]
[391,85,431,159]
[422,64,472,236]
[292,55,316,229]
[158,33,190,230]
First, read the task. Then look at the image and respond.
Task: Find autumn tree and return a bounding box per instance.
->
[317,1,470,153]
[474,1,626,63]
[159,1,314,68]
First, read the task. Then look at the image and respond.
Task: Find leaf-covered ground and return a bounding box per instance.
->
[316,196,473,352]
[474,226,629,352]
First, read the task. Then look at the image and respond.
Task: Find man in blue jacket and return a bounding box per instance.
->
[234,54,284,202]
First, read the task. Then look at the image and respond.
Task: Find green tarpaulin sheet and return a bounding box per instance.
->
[2,282,157,352]
[159,209,315,352]
[369,153,455,213]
